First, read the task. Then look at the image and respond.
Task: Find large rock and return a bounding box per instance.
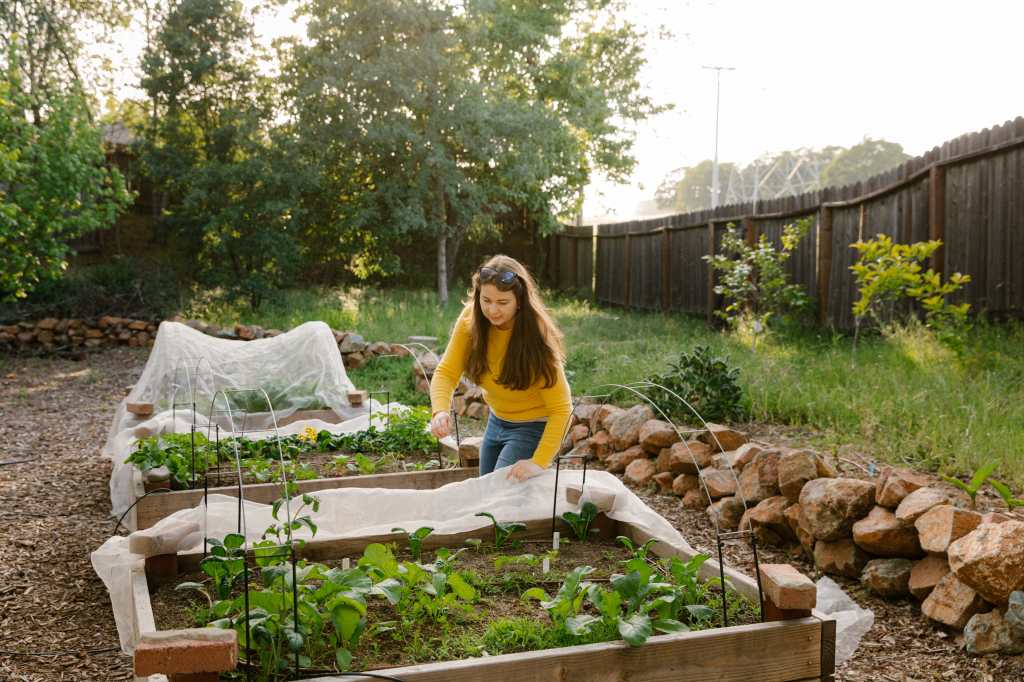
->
[738,450,782,503]
[915,505,982,553]
[700,469,738,499]
[623,458,658,487]
[784,504,815,556]
[964,609,1024,655]
[590,430,614,462]
[861,558,913,599]
[740,496,795,546]
[799,478,876,541]
[605,446,647,474]
[921,572,989,630]
[671,473,700,497]
[875,467,932,508]
[569,424,591,447]
[639,419,680,453]
[852,506,923,558]
[1007,591,1024,635]
[947,521,1024,605]
[572,403,601,427]
[707,496,745,531]
[731,442,769,471]
[777,450,819,502]
[681,487,710,510]
[652,472,676,494]
[814,539,871,578]
[909,554,951,600]
[895,486,969,524]
[590,405,624,434]
[701,423,748,452]
[608,405,657,451]
[662,441,715,475]
[339,333,367,353]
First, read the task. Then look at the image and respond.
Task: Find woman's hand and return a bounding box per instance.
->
[506,459,544,482]
[430,411,452,438]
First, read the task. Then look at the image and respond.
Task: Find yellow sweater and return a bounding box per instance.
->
[430,308,572,468]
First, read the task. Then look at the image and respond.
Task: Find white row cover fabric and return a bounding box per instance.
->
[91,470,694,653]
[103,321,376,517]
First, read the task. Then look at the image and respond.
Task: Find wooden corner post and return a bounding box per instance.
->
[623,231,632,308]
[928,165,946,277]
[817,206,833,325]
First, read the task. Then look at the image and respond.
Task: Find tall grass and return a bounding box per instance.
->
[197,287,1024,484]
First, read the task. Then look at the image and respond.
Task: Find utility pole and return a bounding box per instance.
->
[702,65,734,209]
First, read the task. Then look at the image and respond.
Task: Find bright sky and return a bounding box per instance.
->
[585,0,1024,220]
[103,1,1024,223]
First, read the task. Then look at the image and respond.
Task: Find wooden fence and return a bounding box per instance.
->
[546,117,1024,329]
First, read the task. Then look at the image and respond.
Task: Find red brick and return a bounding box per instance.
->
[134,630,237,677]
[759,563,816,611]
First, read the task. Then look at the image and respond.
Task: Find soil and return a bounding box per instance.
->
[152,534,758,674]
[1,348,1021,680]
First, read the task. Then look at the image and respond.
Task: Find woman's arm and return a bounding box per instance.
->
[429,307,472,416]
[529,364,573,468]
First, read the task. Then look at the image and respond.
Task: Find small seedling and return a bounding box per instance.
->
[392,526,435,561]
[942,460,998,506]
[474,511,526,549]
[561,501,599,541]
[617,535,659,562]
[990,480,1024,510]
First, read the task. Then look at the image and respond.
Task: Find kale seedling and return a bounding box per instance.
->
[391,526,434,562]
[474,511,526,549]
[561,501,600,541]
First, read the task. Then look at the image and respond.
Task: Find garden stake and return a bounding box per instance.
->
[716,532,728,627]
[242,551,251,682]
[750,531,765,623]
[292,543,300,677]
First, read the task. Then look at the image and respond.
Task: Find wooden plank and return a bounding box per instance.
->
[624,232,633,307]
[820,616,836,682]
[337,618,823,682]
[929,165,946,277]
[135,467,478,530]
[132,566,157,640]
[706,221,716,323]
[817,206,833,325]
[661,227,671,312]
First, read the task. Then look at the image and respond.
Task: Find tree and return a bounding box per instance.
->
[141,0,302,308]
[655,160,738,211]
[285,0,665,305]
[0,44,132,300]
[821,138,910,188]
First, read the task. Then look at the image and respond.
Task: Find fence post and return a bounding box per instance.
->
[569,233,579,293]
[706,221,716,323]
[660,227,671,312]
[817,206,833,325]
[624,231,632,308]
[744,216,756,246]
[929,165,946,277]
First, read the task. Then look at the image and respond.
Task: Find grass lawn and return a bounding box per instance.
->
[194,287,1024,487]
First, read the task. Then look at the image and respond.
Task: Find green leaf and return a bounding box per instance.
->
[969,460,999,490]
[521,587,550,602]
[284,627,304,653]
[447,573,476,601]
[331,604,363,643]
[372,578,404,605]
[618,613,653,646]
[652,618,688,634]
[223,533,245,551]
[335,648,353,670]
[174,581,207,593]
[566,614,600,635]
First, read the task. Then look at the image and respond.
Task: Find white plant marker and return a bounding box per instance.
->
[552,531,560,550]
[542,557,550,574]
[342,557,351,570]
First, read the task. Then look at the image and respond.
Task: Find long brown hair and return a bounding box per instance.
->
[464,255,564,391]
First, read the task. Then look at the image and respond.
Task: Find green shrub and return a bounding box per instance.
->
[645,345,746,424]
[704,218,812,333]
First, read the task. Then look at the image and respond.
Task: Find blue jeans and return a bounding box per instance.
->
[479,415,547,475]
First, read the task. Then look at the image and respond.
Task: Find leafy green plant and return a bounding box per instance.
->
[392,526,434,562]
[493,551,557,570]
[347,453,385,475]
[190,533,247,600]
[475,512,526,549]
[617,536,659,562]
[941,460,998,507]
[849,234,971,342]
[645,345,746,423]
[562,502,600,541]
[989,480,1024,510]
[262,493,321,544]
[704,218,812,334]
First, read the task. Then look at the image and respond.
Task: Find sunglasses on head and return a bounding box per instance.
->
[479,267,518,286]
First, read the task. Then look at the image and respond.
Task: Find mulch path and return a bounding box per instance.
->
[1,349,1022,681]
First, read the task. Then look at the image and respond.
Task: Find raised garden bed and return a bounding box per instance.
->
[129,510,835,681]
[125,407,467,530]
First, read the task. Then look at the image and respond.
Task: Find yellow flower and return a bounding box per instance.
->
[299,426,317,444]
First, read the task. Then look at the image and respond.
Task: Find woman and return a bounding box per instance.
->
[429,255,572,482]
